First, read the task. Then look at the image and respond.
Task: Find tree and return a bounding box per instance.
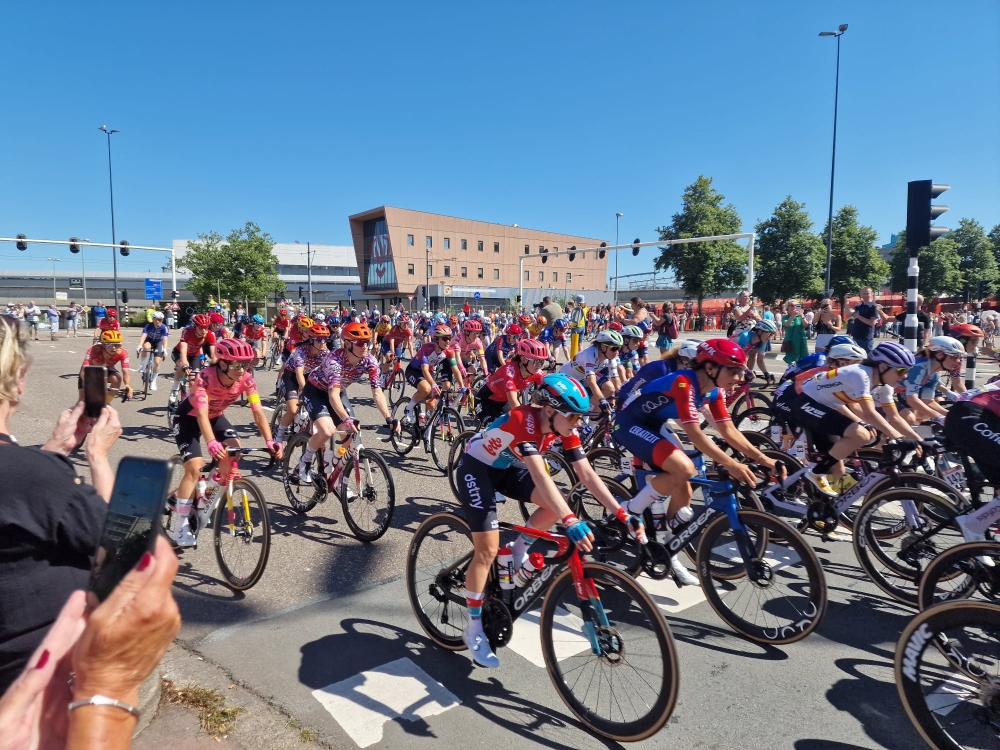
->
[888,233,963,298]
[988,223,1000,270]
[752,196,825,304]
[820,206,889,310]
[177,222,285,306]
[947,218,1000,300]
[654,175,747,313]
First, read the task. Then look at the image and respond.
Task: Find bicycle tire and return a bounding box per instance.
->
[585,446,630,486]
[684,485,768,577]
[281,433,326,513]
[895,600,1000,750]
[213,478,271,591]
[447,430,477,501]
[387,367,406,406]
[748,391,773,411]
[539,561,679,741]
[733,406,773,435]
[268,400,286,467]
[917,541,1000,611]
[338,447,395,542]
[567,480,642,575]
[517,450,578,521]
[430,407,465,473]
[697,509,827,644]
[406,512,474,650]
[389,401,419,455]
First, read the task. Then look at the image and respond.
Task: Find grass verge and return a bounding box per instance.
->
[162,678,244,737]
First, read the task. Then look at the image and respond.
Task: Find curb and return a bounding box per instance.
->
[133,670,162,737]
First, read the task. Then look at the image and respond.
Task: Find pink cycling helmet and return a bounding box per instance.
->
[516,338,549,361]
[215,337,257,362]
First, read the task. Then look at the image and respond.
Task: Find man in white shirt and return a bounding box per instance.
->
[24,301,41,341]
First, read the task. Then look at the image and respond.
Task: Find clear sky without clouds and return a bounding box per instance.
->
[2,1,998,282]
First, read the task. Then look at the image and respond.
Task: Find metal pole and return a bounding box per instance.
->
[823,33,843,299]
[170,249,177,299]
[307,241,313,314]
[425,245,429,311]
[81,247,88,309]
[747,233,756,295]
[615,213,622,304]
[103,129,120,313]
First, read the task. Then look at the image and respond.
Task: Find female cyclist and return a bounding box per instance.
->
[273,323,329,448]
[619,325,645,377]
[456,373,644,667]
[900,336,965,423]
[484,323,521,372]
[92,307,119,343]
[474,338,548,426]
[170,313,216,399]
[209,312,229,340]
[79,329,132,401]
[941,324,984,395]
[242,314,268,361]
[453,319,489,377]
[560,330,624,412]
[616,339,700,409]
[136,311,169,391]
[281,316,313,366]
[401,325,466,426]
[171,338,281,548]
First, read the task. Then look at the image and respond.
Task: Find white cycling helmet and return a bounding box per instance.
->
[153,311,165,320]
[827,343,867,362]
[928,336,964,357]
[314,312,326,322]
[677,339,700,359]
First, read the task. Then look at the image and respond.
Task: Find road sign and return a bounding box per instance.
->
[407,295,414,301]
[56,292,68,301]
[348,289,352,298]
[68,277,83,289]
[474,291,481,300]
[144,278,162,300]
[443,286,452,296]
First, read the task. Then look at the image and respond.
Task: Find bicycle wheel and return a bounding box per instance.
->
[430,407,465,473]
[684,487,768,577]
[447,430,477,501]
[896,600,1000,750]
[389,401,419,455]
[539,561,679,741]
[747,391,773,411]
[338,447,395,542]
[853,488,964,607]
[734,407,773,435]
[697,509,827,644]
[517,450,578,521]
[387,367,406,406]
[406,512,474,650]
[142,361,151,398]
[281,433,326,513]
[567,480,643,575]
[918,541,1000,611]
[585,446,630,486]
[213,478,271,590]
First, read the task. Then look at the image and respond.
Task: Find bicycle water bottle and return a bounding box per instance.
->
[513,552,545,588]
[770,424,783,446]
[650,499,667,540]
[668,506,694,531]
[497,546,514,592]
[196,477,208,500]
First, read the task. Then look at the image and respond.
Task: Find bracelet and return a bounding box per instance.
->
[68,694,141,719]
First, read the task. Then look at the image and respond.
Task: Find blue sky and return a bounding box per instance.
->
[1,1,998,282]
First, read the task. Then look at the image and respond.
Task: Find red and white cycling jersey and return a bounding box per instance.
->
[482,361,543,402]
[243,324,266,342]
[184,367,261,419]
[383,323,412,344]
[464,405,582,469]
[272,313,291,332]
[83,344,129,370]
[173,326,216,352]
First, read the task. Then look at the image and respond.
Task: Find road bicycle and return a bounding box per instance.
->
[163,447,271,590]
[389,389,465,473]
[263,336,282,370]
[917,540,1000,612]
[895,599,1000,750]
[407,513,679,741]
[725,371,773,418]
[135,347,163,399]
[379,354,408,406]
[166,356,205,431]
[282,423,395,542]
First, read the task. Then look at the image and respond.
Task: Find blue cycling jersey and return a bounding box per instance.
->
[619,370,730,426]
[616,358,678,406]
[904,357,940,400]
[781,351,826,382]
[485,338,515,371]
[141,323,169,342]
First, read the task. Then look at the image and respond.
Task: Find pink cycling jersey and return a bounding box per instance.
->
[186,366,261,419]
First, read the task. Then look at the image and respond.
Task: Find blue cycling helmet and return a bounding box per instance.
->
[827,334,856,349]
[536,373,591,415]
[252,314,265,325]
[870,341,916,368]
[553,318,568,328]
[238,314,250,324]
[754,319,778,334]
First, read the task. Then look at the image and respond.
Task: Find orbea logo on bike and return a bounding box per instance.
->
[901,623,932,682]
[514,564,555,612]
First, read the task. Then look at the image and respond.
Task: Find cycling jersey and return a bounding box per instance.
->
[800,365,894,408]
[308,348,381,391]
[183,367,261,419]
[273,314,290,333]
[97,318,120,332]
[619,370,730,426]
[735,329,766,353]
[452,332,485,359]
[283,345,326,375]
[374,322,392,339]
[243,324,266,342]
[383,323,412,344]
[620,347,641,370]
[141,323,169,343]
[903,357,941,400]
[528,322,546,339]
[482,361,543,402]
[781,352,826,382]
[82,344,129,370]
[173,327,216,352]
[485,338,515,371]
[407,342,459,374]
[956,381,1000,418]
[560,345,620,380]
[464,405,583,469]
[615,358,679,406]
[284,327,306,353]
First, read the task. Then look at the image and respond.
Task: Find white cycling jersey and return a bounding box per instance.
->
[801,365,894,409]
[560,345,620,380]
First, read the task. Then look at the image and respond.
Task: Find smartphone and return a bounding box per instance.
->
[83,365,107,419]
[88,457,175,604]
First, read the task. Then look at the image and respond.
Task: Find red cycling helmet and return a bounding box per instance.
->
[309,324,330,339]
[696,338,747,367]
[433,325,453,339]
[516,338,549,361]
[106,308,118,318]
[209,312,225,325]
[505,324,523,336]
[215,337,257,362]
[949,323,984,340]
[463,319,483,333]
[192,313,211,328]
[608,321,623,331]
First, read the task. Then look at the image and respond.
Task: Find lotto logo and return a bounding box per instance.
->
[484,437,503,455]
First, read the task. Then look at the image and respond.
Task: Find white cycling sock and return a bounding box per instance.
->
[404,400,415,415]
[175,497,193,518]
[627,482,668,514]
[511,532,534,566]
[957,498,1000,535]
[301,445,317,462]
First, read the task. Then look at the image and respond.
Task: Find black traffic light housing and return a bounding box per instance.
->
[540,247,548,264]
[15,233,27,251]
[171,290,179,300]
[69,237,81,253]
[121,289,129,304]
[905,180,949,251]
[516,295,522,304]
[568,245,576,262]
[631,237,641,257]
[119,240,130,256]
[598,242,607,260]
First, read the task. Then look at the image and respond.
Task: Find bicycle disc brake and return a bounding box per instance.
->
[481,598,513,651]
[594,625,625,666]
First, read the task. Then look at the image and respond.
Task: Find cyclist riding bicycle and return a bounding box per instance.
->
[170,314,216,399]
[136,311,169,391]
[474,338,548,425]
[271,307,291,344]
[456,373,645,668]
[242,314,268,360]
[282,316,313,366]
[373,315,392,351]
[209,312,230,340]
[779,334,856,383]
[733,318,777,383]
[273,323,329,449]
[381,314,413,362]
[615,339,700,409]
[485,324,521,371]
[900,336,964,423]
[401,325,466,426]
[92,307,120,342]
[619,325,645,376]
[171,338,281,548]
[560,330,624,413]
[947,323,985,395]
[453,319,490,376]
[295,321,394,483]
[615,339,776,584]
[79,329,132,401]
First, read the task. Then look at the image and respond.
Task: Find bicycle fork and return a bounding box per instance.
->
[567,555,613,656]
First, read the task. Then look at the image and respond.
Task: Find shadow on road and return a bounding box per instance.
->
[825,657,924,750]
[664,615,789,661]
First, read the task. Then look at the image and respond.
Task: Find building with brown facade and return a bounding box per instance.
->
[348,206,613,310]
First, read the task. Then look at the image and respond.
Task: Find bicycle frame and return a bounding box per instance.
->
[195,449,255,538]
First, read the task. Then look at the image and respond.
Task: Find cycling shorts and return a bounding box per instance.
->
[772,385,798,430]
[281,371,303,401]
[404,364,452,388]
[174,413,238,462]
[944,401,1000,485]
[143,340,166,356]
[299,382,354,426]
[455,454,536,533]
[474,385,507,426]
[786,393,855,453]
[381,339,405,357]
[612,410,681,468]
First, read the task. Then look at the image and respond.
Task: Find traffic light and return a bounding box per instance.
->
[540,247,548,264]
[121,289,129,304]
[631,237,641,257]
[598,242,607,260]
[905,180,949,251]
[69,237,81,253]
[171,290,179,300]
[516,295,522,304]
[567,245,576,262]
[15,233,27,251]
[119,240,130,257]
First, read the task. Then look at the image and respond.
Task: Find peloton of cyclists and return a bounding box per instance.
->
[401,325,466,428]
[474,338,548,426]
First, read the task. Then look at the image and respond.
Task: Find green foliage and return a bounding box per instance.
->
[889,236,963,298]
[655,175,747,311]
[752,196,825,304]
[177,222,285,307]
[820,206,889,307]
[947,218,1000,299]
[988,224,1000,269]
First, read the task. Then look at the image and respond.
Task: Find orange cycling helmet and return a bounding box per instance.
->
[342,321,373,341]
[309,324,330,339]
[192,313,211,328]
[950,323,984,340]
[518,314,532,325]
[100,329,123,344]
[297,316,315,331]
[516,338,548,361]
[215,337,257,362]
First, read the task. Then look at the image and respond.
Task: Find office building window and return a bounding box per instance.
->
[566,272,572,284]
[493,268,500,280]
[444,237,450,249]
[538,245,544,254]
[477,267,484,279]
[444,266,451,277]
[407,264,414,275]
[461,267,467,278]
[426,236,432,249]
[461,239,467,250]
[478,240,484,252]
[524,245,530,255]
[427,264,432,276]
[493,242,499,253]
[539,271,544,282]
[554,247,558,254]
[552,272,558,282]
[407,234,414,246]
[524,270,530,281]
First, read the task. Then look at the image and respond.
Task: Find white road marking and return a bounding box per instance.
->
[311,657,461,748]
[639,574,708,613]
[505,606,591,667]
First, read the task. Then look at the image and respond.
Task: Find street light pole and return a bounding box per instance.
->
[47,258,61,301]
[80,238,90,308]
[98,126,121,311]
[307,241,313,314]
[425,245,430,312]
[819,24,848,299]
[615,212,623,303]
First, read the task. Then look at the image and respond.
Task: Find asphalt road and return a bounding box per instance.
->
[15,327,999,749]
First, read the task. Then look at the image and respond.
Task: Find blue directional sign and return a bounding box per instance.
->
[474,291,481,300]
[144,278,162,300]
[347,289,352,298]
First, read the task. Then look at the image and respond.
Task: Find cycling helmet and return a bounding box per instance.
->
[106,308,118,318]
[433,324,453,339]
[827,334,857,349]
[371,309,379,316]
[448,315,459,325]
[342,322,373,341]
[827,343,867,362]
[928,336,965,357]
[574,294,585,304]
[677,339,700,360]
[553,318,568,329]
[153,311,164,320]
[696,339,747,367]
[215,337,256,362]
[309,324,330,339]
[622,325,644,340]
[463,319,483,333]
[950,323,984,340]
[209,312,225,325]
[519,314,532,325]
[399,315,411,323]
[99,329,123,344]
[297,316,315,331]
[754,319,778,334]
[505,324,523,336]
[870,341,916,368]
[192,313,211,328]
[608,321,623,332]
[595,330,624,347]
[536,373,591,415]
[516,338,549,361]
[252,314,265,325]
